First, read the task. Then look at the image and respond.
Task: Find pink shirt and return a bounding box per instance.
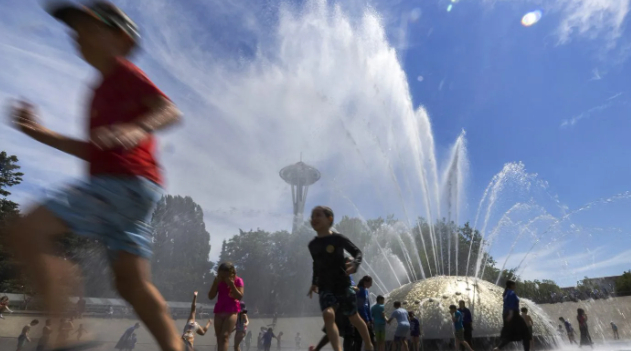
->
[214,277,244,314]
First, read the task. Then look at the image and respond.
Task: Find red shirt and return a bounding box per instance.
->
[89,58,166,185]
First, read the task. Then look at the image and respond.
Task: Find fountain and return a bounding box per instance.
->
[382,276,559,349]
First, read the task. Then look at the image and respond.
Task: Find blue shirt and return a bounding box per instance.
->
[356,286,372,322]
[390,308,410,327]
[503,290,519,315]
[371,304,386,326]
[453,310,464,330]
[458,307,472,324]
[263,331,275,345]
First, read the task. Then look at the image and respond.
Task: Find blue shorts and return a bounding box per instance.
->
[319,287,358,316]
[44,176,162,260]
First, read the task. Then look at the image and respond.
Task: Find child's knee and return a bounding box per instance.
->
[322,308,335,322]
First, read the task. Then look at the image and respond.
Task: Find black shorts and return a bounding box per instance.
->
[319,288,357,316]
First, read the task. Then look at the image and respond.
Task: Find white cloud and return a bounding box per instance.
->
[560,92,624,128]
[555,0,630,48]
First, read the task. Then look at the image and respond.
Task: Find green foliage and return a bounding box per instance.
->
[517,279,563,303]
[0,151,25,292]
[151,195,214,301]
[615,271,631,296]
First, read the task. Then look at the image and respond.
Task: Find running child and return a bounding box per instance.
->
[277,332,284,351]
[449,305,474,351]
[295,333,301,350]
[209,262,245,351]
[387,302,410,351]
[182,292,212,350]
[307,206,374,351]
[16,319,39,351]
[370,296,386,351]
[116,323,141,351]
[0,296,13,318]
[235,303,250,351]
[74,323,88,341]
[7,1,182,350]
[611,322,619,340]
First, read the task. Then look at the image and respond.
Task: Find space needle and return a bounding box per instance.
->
[279,157,321,233]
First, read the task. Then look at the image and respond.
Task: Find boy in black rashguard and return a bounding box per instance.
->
[307,206,374,351]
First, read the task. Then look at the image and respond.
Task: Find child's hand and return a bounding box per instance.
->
[11,100,41,132]
[345,260,357,275]
[194,291,198,296]
[91,123,148,150]
[307,285,318,298]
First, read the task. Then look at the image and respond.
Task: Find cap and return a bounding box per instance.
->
[47,1,140,42]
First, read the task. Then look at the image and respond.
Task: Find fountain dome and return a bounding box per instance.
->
[382,276,558,347]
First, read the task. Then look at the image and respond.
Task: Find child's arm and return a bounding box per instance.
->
[244,314,250,327]
[12,101,90,160]
[92,97,181,151]
[340,235,363,274]
[197,320,212,336]
[227,277,244,300]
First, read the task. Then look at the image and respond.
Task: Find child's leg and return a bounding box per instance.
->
[313,335,330,351]
[111,252,181,351]
[235,331,246,351]
[348,314,374,350]
[7,207,73,331]
[215,314,237,351]
[323,307,342,351]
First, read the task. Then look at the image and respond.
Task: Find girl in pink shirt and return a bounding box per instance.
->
[209,262,244,351]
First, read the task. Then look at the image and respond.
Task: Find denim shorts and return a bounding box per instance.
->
[44,176,162,260]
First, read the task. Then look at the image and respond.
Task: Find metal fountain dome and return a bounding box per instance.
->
[383,276,557,345]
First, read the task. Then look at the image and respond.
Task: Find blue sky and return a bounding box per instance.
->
[1,0,630,287]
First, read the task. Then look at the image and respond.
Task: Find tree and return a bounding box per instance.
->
[615,271,631,296]
[151,195,213,301]
[0,151,26,292]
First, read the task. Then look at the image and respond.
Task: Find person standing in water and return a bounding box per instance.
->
[458,300,473,349]
[354,276,374,351]
[408,311,421,351]
[611,322,619,340]
[209,262,245,351]
[36,319,52,351]
[371,296,387,351]
[559,317,577,344]
[246,330,253,351]
[307,206,374,351]
[576,309,593,348]
[235,303,250,351]
[277,332,284,351]
[7,2,183,350]
[182,292,212,350]
[494,281,530,351]
[16,319,39,351]
[387,301,410,351]
[449,305,474,351]
[295,333,302,350]
[263,328,277,351]
[520,308,533,347]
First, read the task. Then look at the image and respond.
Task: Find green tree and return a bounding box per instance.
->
[615,271,631,296]
[0,151,26,292]
[151,195,213,301]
